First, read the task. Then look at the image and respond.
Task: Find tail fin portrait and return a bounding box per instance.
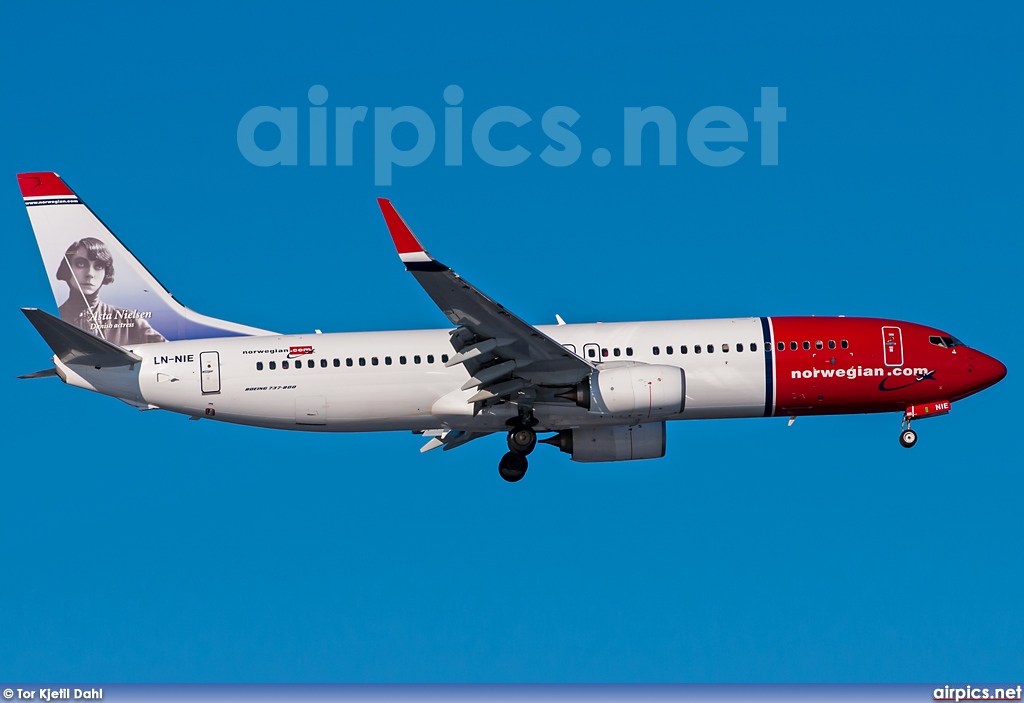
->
[18,172,273,344]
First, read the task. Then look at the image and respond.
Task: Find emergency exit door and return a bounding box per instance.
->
[200,351,221,394]
[881,326,903,367]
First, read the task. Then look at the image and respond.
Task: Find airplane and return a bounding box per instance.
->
[17,172,1007,482]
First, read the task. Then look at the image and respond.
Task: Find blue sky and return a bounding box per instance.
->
[2,2,1022,683]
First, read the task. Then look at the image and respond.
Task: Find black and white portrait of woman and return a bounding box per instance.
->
[56,237,166,345]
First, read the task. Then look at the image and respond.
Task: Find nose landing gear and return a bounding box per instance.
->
[899,409,919,448]
[899,427,918,448]
[898,400,951,448]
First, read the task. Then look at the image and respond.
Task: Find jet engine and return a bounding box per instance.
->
[560,365,685,417]
[542,422,666,462]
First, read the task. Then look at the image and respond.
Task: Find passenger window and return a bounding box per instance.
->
[414,355,421,364]
[722,343,730,353]
[750,342,758,352]
[601,348,608,358]
[841,340,849,349]
[427,354,434,363]
[790,341,797,350]
[666,346,673,355]
[815,341,823,350]
[828,340,835,349]
[680,345,688,354]
[707,344,714,353]
[653,346,660,355]
[372,357,379,366]
[333,358,340,367]
[778,341,785,351]
[296,362,302,371]
[613,348,621,357]
[282,360,289,369]
[346,358,353,367]
[256,362,263,371]
[359,358,366,366]
[626,347,633,356]
[441,354,449,363]
[694,345,702,354]
[269,361,276,370]
[588,348,596,358]
[400,356,407,365]
[736,343,743,352]
[385,356,392,365]
[802,341,810,350]
[308,359,315,368]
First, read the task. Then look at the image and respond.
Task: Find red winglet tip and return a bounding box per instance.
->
[18,172,75,198]
[377,199,423,255]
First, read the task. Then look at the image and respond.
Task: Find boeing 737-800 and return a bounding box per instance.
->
[17,172,1007,482]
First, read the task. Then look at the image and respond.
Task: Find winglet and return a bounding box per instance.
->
[377,199,446,270]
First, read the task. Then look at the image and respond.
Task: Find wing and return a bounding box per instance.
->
[417,429,495,453]
[378,199,593,408]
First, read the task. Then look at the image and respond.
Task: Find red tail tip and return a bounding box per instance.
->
[17,172,75,198]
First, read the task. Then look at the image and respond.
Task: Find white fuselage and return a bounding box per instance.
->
[55,318,772,432]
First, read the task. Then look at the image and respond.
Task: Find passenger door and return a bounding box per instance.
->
[199,351,221,394]
[881,326,904,367]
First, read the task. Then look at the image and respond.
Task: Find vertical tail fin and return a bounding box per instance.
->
[18,172,274,344]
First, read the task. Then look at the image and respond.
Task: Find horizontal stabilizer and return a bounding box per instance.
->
[22,307,143,367]
[17,367,58,379]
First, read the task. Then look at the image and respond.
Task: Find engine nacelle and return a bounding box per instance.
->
[543,422,666,463]
[567,364,685,417]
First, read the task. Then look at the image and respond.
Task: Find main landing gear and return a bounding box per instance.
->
[498,451,528,482]
[498,414,538,482]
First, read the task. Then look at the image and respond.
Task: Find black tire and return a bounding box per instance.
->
[507,425,537,455]
[899,429,918,448]
[498,452,528,482]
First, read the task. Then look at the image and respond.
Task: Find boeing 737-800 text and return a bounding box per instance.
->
[17,172,1007,481]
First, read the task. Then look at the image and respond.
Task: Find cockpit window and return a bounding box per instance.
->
[930,335,966,348]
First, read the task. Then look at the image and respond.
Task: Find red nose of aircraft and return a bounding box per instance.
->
[970,351,1007,392]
